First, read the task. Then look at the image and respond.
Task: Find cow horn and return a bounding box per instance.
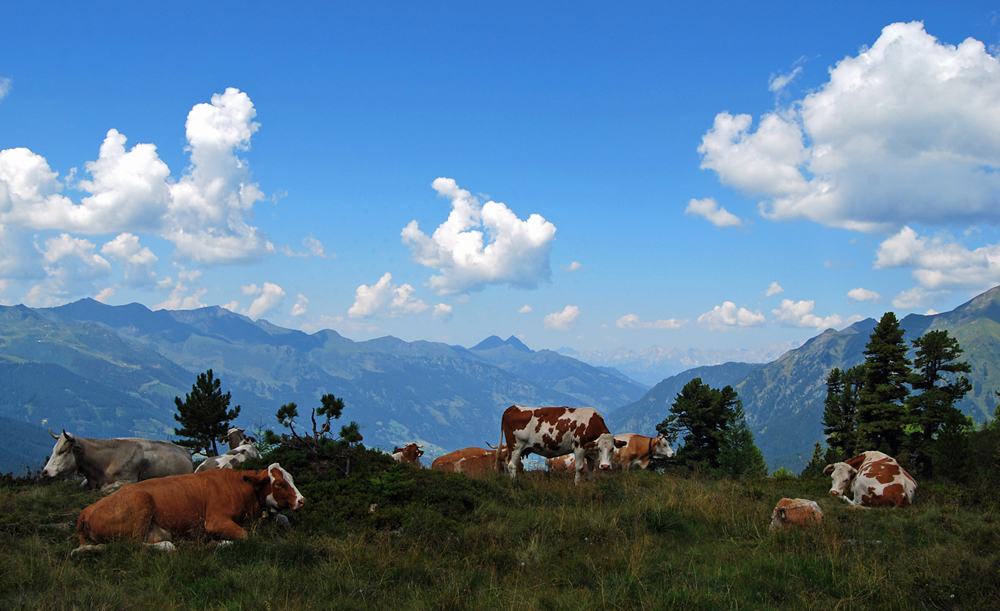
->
[49,428,60,439]
[822,464,835,475]
[485,441,498,449]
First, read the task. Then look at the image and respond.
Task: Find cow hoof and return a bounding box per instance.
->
[210,540,234,550]
[71,544,105,556]
[101,481,127,494]
[274,514,290,527]
[147,541,176,553]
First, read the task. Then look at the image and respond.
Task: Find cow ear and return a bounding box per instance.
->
[614,439,628,448]
[242,472,269,488]
[822,464,835,475]
[583,441,597,450]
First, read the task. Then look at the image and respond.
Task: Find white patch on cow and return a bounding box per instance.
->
[266,463,305,511]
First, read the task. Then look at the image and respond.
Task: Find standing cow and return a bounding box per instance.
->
[74,463,305,554]
[498,405,625,485]
[824,451,917,507]
[615,434,675,471]
[43,429,193,491]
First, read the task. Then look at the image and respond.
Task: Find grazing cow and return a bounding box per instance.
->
[823,451,917,508]
[73,463,305,554]
[498,405,626,485]
[392,443,424,467]
[770,498,824,532]
[432,447,505,477]
[43,429,193,491]
[614,434,674,471]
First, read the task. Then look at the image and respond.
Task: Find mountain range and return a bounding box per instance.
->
[4,285,1000,475]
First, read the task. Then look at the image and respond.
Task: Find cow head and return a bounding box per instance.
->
[584,433,629,470]
[823,462,857,497]
[42,429,79,479]
[245,463,306,512]
[653,436,675,459]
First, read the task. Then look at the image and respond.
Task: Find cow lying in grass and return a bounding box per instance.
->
[73,463,304,554]
[824,451,917,508]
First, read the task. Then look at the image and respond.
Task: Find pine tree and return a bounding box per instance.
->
[799,442,827,478]
[857,312,911,455]
[822,365,864,456]
[718,398,768,479]
[657,378,738,471]
[907,329,972,447]
[173,369,241,456]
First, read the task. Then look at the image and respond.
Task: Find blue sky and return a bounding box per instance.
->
[2,1,1000,361]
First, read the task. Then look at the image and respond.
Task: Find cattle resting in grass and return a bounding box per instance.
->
[73,463,305,554]
[770,498,824,532]
[43,429,193,492]
[614,433,674,471]
[195,428,261,473]
[498,405,625,485]
[824,451,917,508]
[392,443,424,467]
[431,447,506,476]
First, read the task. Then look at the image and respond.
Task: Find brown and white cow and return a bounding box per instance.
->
[614,434,674,471]
[73,463,305,554]
[770,498,824,532]
[498,405,625,485]
[392,443,424,467]
[195,428,261,473]
[823,451,917,508]
[431,447,505,477]
[43,429,194,491]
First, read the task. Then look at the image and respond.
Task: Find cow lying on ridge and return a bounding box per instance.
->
[43,429,193,491]
[824,451,917,508]
[73,463,305,554]
[498,405,625,485]
[431,446,504,476]
[195,428,261,473]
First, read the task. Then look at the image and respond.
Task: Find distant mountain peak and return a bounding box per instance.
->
[470,335,533,352]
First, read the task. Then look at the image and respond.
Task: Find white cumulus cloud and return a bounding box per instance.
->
[433,303,453,321]
[348,273,429,318]
[291,294,308,317]
[244,282,285,319]
[402,178,557,295]
[518,305,533,314]
[700,22,1000,232]
[874,226,1000,292]
[847,287,881,303]
[771,299,862,330]
[684,197,744,228]
[101,233,158,285]
[765,282,784,296]
[0,77,10,102]
[544,305,580,331]
[697,302,766,330]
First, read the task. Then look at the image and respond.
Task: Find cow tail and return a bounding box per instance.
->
[496,412,506,474]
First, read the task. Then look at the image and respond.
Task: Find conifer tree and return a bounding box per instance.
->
[657,378,738,471]
[718,398,768,479]
[857,312,911,455]
[907,329,972,446]
[173,369,241,456]
[822,365,864,457]
[799,442,827,478]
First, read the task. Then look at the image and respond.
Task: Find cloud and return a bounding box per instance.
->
[518,305,533,314]
[771,299,862,330]
[615,313,686,330]
[874,226,1000,292]
[697,302,766,330]
[544,305,580,331]
[154,264,206,310]
[765,282,784,296]
[0,77,10,102]
[291,294,308,317]
[94,287,115,303]
[244,282,285,318]
[847,287,881,303]
[0,88,274,270]
[281,236,333,259]
[564,261,583,272]
[684,198,744,228]
[892,286,948,309]
[402,178,557,295]
[101,233,158,285]
[768,66,803,93]
[700,22,1000,232]
[348,272,429,318]
[433,303,453,321]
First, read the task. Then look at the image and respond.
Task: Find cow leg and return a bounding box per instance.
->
[77,489,156,547]
[204,516,249,541]
[506,447,523,479]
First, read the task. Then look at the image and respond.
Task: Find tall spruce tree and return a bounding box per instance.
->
[857,312,911,455]
[657,377,738,471]
[717,398,768,479]
[821,365,864,458]
[907,329,972,446]
[173,369,241,456]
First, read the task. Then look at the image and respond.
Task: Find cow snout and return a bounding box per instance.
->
[599,464,611,470]
[829,490,840,496]
[295,497,306,510]
[42,469,50,477]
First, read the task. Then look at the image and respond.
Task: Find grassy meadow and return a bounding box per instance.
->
[2,455,999,611]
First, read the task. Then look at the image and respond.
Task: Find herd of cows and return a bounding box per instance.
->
[36,405,919,554]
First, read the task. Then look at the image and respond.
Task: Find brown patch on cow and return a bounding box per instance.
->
[864,457,902,484]
[578,411,611,444]
[844,453,868,471]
